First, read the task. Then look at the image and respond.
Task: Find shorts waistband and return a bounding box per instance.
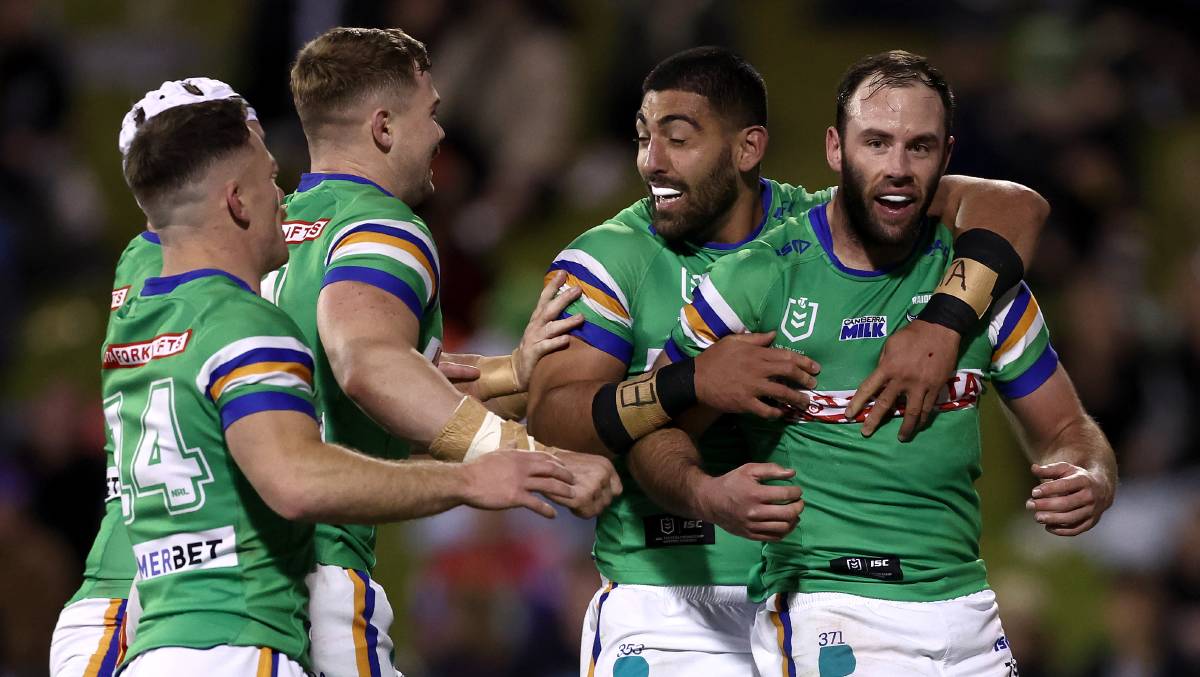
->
[601,575,750,605]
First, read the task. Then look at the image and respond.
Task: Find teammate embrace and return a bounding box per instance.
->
[50,26,1116,677]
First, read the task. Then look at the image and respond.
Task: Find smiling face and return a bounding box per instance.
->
[828,80,953,249]
[636,89,742,243]
[386,68,444,205]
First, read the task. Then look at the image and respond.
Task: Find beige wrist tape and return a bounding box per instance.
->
[933,258,999,318]
[475,354,522,400]
[615,371,672,440]
[430,396,541,463]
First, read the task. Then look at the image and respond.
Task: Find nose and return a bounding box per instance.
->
[639,137,669,176]
[884,144,912,182]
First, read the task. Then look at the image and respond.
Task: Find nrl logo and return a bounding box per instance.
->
[680,267,705,302]
[780,297,819,342]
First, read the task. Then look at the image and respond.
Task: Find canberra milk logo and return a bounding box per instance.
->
[839,315,888,341]
[780,297,819,342]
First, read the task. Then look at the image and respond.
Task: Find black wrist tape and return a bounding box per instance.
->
[919,228,1025,336]
[591,358,698,454]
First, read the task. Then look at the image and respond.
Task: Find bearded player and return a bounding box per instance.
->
[653,50,1116,675]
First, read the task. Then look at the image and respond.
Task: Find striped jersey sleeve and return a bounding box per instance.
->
[195,334,317,429]
[664,275,751,362]
[545,228,639,364]
[322,217,441,320]
[986,281,1058,399]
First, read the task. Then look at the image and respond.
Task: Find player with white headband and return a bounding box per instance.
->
[49,77,258,677]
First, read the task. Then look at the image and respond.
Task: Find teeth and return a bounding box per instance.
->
[879,195,912,203]
[651,186,681,197]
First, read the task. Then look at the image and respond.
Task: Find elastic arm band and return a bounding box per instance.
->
[591,358,697,454]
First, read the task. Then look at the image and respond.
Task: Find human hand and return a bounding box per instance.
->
[544,449,622,519]
[1025,461,1114,536]
[695,463,803,541]
[695,332,820,419]
[512,271,584,390]
[460,449,575,519]
[846,319,960,441]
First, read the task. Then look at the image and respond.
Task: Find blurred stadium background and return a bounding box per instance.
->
[2,0,1199,675]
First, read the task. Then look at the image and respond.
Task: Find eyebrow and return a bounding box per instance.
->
[635,112,702,130]
[859,128,941,145]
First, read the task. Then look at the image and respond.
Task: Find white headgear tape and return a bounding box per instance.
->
[118,77,258,156]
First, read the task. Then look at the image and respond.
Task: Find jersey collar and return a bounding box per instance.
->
[140,231,161,245]
[808,203,930,278]
[296,172,395,198]
[700,177,774,250]
[141,268,253,297]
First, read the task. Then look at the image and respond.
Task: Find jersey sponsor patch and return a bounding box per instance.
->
[828,554,903,581]
[801,370,984,423]
[111,285,131,310]
[282,217,330,244]
[839,315,888,341]
[643,514,716,548]
[103,330,192,369]
[133,525,238,580]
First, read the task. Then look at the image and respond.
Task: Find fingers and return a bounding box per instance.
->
[897,386,932,442]
[519,493,558,519]
[730,331,776,347]
[1026,490,1090,514]
[1030,462,1076,481]
[535,271,579,319]
[437,362,481,382]
[846,370,885,420]
[859,385,898,437]
[746,398,785,420]
[1034,505,1092,528]
[746,463,797,483]
[526,477,575,501]
[609,471,623,496]
[1031,474,1087,499]
[759,382,810,412]
[540,314,585,339]
[538,270,567,306]
[757,484,804,505]
[524,455,575,485]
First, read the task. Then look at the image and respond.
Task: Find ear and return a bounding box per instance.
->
[225,179,250,228]
[940,135,955,174]
[735,126,768,173]
[371,108,393,152]
[825,126,842,174]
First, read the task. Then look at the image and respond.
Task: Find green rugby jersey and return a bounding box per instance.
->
[104,269,318,667]
[667,202,1058,602]
[269,173,444,571]
[546,178,833,586]
[69,231,163,605]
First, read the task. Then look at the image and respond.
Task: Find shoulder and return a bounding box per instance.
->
[769,181,837,217]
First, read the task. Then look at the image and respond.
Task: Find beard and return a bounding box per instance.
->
[840,156,940,251]
[649,153,740,244]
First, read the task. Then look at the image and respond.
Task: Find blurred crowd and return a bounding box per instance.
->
[1,1,1197,675]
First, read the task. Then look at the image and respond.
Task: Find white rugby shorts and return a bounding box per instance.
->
[122,645,305,676]
[580,576,756,677]
[49,597,128,677]
[752,589,1019,677]
[306,563,404,677]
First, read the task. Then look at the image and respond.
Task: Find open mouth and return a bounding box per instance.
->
[874,193,916,217]
[651,185,684,208]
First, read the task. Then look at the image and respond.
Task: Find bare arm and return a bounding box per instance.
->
[319,279,463,445]
[226,410,575,523]
[849,176,1051,440]
[928,175,1050,267]
[1003,365,1118,536]
[626,408,803,541]
[527,337,627,456]
[528,333,819,456]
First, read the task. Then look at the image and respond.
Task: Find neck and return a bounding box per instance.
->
[825,191,918,270]
[309,148,405,202]
[704,177,764,245]
[157,228,262,294]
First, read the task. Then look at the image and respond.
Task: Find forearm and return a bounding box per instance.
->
[527,379,613,456]
[626,427,710,520]
[278,440,468,523]
[334,338,465,445]
[484,392,528,420]
[1028,414,1117,489]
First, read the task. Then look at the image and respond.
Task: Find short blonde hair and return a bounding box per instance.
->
[290,27,430,133]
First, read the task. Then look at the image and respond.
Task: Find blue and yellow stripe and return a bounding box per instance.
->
[327,222,440,299]
[204,347,314,401]
[83,598,126,677]
[587,582,617,677]
[768,593,797,677]
[547,260,631,325]
[348,568,383,677]
[255,647,280,677]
